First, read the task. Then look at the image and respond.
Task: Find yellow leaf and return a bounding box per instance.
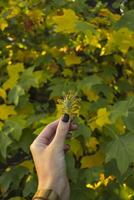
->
[96,108,111,127]
[101,28,134,55]
[82,89,99,102]
[70,138,83,159]
[86,182,102,190]
[81,150,104,168]
[52,9,79,33]
[0,121,4,130]
[6,6,20,19]
[7,63,24,76]
[86,173,115,190]
[27,9,44,25]
[99,8,120,21]
[86,137,99,152]
[3,76,19,90]
[0,88,7,101]
[0,104,16,120]
[2,63,24,90]
[64,52,82,66]
[62,68,73,77]
[115,118,126,135]
[0,18,8,31]
[99,173,115,186]
[84,34,101,49]
[20,160,34,172]
[90,36,101,48]
[88,120,98,131]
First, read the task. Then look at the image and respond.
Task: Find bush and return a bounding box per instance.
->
[0,0,134,199]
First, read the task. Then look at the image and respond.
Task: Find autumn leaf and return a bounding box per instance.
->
[20,160,34,173]
[7,63,24,76]
[27,9,45,26]
[81,150,104,168]
[82,89,99,102]
[0,105,16,120]
[2,63,24,90]
[114,118,126,135]
[70,138,83,160]
[3,77,19,90]
[64,52,82,66]
[86,137,99,152]
[96,108,111,127]
[101,28,134,55]
[0,122,4,131]
[0,18,8,31]
[0,88,7,101]
[52,9,79,33]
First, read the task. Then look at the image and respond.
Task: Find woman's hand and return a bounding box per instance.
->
[30,114,77,200]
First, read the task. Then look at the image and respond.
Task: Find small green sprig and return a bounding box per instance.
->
[57,90,81,120]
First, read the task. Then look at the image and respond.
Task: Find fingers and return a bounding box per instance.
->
[50,114,70,149]
[33,119,59,147]
[31,115,78,151]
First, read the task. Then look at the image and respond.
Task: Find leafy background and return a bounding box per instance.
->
[0,0,134,199]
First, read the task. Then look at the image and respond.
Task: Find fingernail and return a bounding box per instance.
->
[62,113,70,122]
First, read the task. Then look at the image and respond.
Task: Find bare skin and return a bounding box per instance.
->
[30,117,78,200]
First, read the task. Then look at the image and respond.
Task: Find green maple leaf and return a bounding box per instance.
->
[106,133,134,174]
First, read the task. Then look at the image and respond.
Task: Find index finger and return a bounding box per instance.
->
[34,119,59,146]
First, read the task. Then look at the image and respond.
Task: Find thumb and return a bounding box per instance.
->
[51,114,70,149]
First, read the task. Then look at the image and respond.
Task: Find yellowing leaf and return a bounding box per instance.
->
[0,18,8,31]
[81,150,104,168]
[3,76,19,90]
[62,68,73,77]
[115,118,126,135]
[88,120,98,131]
[86,173,115,190]
[99,173,115,186]
[0,88,7,101]
[82,89,99,102]
[0,104,16,120]
[7,63,24,76]
[20,160,34,173]
[70,138,83,159]
[64,53,82,66]
[99,8,120,21]
[52,9,79,33]
[86,137,99,152]
[84,34,101,49]
[6,6,21,19]
[27,9,44,25]
[2,63,24,90]
[0,121,4,130]
[101,28,134,55]
[96,108,111,127]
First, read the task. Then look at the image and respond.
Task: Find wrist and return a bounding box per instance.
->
[33,189,61,200]
[37,179,63,198]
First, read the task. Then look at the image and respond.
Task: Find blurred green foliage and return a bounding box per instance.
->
[0,0,134,199]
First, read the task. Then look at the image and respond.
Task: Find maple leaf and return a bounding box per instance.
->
[0,104,16,120]
[70,138,83,160]
[52,9,79,33]
[81,150,104,168]
[96,108,111,127]
[64,52,82,66]
[0,88,7,101]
